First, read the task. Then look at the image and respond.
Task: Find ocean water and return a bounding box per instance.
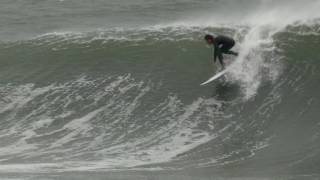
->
[0,0,320,179]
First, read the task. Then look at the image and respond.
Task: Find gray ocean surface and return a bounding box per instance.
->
[0,0,320,179]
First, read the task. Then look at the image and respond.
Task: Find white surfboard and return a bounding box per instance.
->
[200,60,237,86]
[200,69,228,85]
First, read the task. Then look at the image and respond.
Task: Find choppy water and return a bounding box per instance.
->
[0,0,320,179]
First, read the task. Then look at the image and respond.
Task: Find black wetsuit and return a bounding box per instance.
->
[213,35,238,67]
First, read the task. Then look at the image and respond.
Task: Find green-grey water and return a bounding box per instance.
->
[0,0,320,179]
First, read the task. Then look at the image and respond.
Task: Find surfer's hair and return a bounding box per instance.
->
[204,34,214,41]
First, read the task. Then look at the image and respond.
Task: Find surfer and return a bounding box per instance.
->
[204,34,238,69]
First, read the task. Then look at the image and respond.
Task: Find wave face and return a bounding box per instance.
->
[0,0,320,179]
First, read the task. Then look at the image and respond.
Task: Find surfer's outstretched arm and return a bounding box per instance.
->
[213,46,218,63]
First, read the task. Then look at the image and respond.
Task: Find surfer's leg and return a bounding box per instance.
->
[225,51,238,56]
[221,43,238,56]
[218,53,225,69]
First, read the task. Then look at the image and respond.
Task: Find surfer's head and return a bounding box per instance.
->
[204,34,214,44]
